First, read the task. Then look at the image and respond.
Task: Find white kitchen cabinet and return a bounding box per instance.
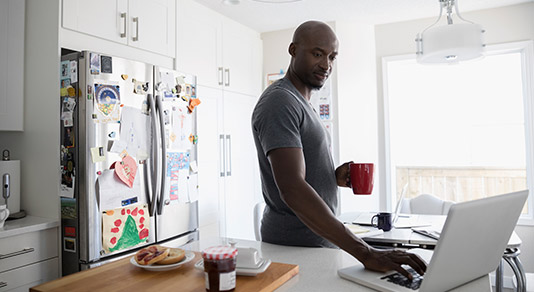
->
[61,0,175,57]
[176,0,262,96]
[220,90,263,240]
[0,218,59,291]
[196,85,262,241]
[177,0,263,240]
[0,0,24,131]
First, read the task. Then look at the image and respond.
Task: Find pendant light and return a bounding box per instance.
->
[415,0,485,64]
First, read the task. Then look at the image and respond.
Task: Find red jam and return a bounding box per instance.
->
[202,246,238,292]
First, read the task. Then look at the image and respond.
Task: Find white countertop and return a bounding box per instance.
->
[183,237,491,292]
[0,215,59,239]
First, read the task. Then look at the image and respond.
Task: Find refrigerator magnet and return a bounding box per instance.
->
[62,112,74,127]
[60,87,68,97]
[64,127,75,148]
[70,60,78,83]
[64,237,76,253]
[100,55,112,74]
[90,147,106,163]
[61,78,71,88]
[90,52,100,75]
[94,84,121,123]
[132,79,149,95]
[60,60,70,80]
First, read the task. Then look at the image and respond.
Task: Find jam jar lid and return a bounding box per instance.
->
[202,246,238,260]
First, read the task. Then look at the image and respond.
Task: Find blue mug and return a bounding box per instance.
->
[371,212,392,231]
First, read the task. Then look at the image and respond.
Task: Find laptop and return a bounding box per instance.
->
[339,190,528,292]
[352,184,428,228]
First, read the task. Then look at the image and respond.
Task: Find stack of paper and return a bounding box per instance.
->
[344,224,384,238]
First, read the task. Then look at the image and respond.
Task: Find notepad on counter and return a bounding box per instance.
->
[344,224,384,238]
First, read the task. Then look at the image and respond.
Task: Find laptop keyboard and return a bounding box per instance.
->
[381,267,424,290]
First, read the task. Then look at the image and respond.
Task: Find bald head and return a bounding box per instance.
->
[286,21,338,97]
[292,21,337,46]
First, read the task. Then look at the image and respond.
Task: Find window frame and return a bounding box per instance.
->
[381,40,534,225]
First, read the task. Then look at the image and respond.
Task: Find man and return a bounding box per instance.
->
[251,20,426,279]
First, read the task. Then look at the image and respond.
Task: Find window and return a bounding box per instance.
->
[382,41,534,223]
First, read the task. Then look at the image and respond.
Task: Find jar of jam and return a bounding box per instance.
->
[202,246,238,292]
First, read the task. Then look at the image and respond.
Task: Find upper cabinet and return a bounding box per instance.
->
[176,0,262,96]
[0,0,25,131]
[62,0,175,57]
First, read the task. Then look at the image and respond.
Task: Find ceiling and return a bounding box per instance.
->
[193,0,532,33]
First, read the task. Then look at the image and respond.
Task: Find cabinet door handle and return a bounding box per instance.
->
[219,134,225,177]
[226,134,232,176]
[120,13,127,38]
[0,247,35,260]
[132,17,139,41]
[0,282,7,288]
[224,68,230,87]
[218,67,224,86]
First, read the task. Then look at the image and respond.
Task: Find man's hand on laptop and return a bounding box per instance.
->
[362,249,427,280]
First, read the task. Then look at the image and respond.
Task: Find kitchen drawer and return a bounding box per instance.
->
[0,228,58,273]
[0,258,58,292]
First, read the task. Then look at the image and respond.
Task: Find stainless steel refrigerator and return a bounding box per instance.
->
[59,51,199,275]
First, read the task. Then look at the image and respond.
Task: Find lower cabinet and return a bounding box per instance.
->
[0,258,58,292]
[0,227,59,291]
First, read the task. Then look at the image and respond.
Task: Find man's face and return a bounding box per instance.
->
[290,34,338,90]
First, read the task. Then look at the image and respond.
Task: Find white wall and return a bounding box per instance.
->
[261,28,292,89]
[0,0,61,219]
[335,21,381,213]
[374,2,534,274]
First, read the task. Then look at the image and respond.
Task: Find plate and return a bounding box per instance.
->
[130,251,195,271]
[194,258,272,276]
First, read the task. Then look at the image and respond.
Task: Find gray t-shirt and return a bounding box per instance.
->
[251,77,338,248]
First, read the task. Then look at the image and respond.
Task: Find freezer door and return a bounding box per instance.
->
[153,67,199,241]
[79,51,156,264]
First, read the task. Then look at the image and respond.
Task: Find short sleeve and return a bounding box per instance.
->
[252,88,304,156]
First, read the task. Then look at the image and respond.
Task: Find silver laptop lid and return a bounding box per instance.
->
[420,190,528,291]
[393,183,409,223]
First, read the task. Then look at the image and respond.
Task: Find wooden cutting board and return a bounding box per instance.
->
[30,252,299,292]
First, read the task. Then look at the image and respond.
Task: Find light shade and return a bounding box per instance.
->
[417,23,484,64]
[222,0,240,5]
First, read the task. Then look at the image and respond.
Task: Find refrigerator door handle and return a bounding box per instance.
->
[219,134,225,177]
[226,134,232,176]
[156,95,167,215]
[147,94,159,216]
[120,13,127,38]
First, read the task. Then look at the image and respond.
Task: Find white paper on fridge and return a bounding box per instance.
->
[160,71,175,92]
[170,105,193,150]
[97,169,140,211]
[117,106,150,160]
[60,176,75,198]
[188,174,199,203]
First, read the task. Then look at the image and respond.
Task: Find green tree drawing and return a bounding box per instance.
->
[109,215,144,252]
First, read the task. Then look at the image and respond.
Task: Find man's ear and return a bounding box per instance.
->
[288,43,296,57]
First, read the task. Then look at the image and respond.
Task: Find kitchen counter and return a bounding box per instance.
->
[30,236,491,292]
[182,237,491,292]
[0,215,59,239]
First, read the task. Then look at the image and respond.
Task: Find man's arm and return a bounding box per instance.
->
[267,147,427,278]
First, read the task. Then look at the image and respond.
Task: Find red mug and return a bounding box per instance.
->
[349,163,374,195]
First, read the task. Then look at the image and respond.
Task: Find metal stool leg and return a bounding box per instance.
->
[503,248,526,292]
[496,259,504,292]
